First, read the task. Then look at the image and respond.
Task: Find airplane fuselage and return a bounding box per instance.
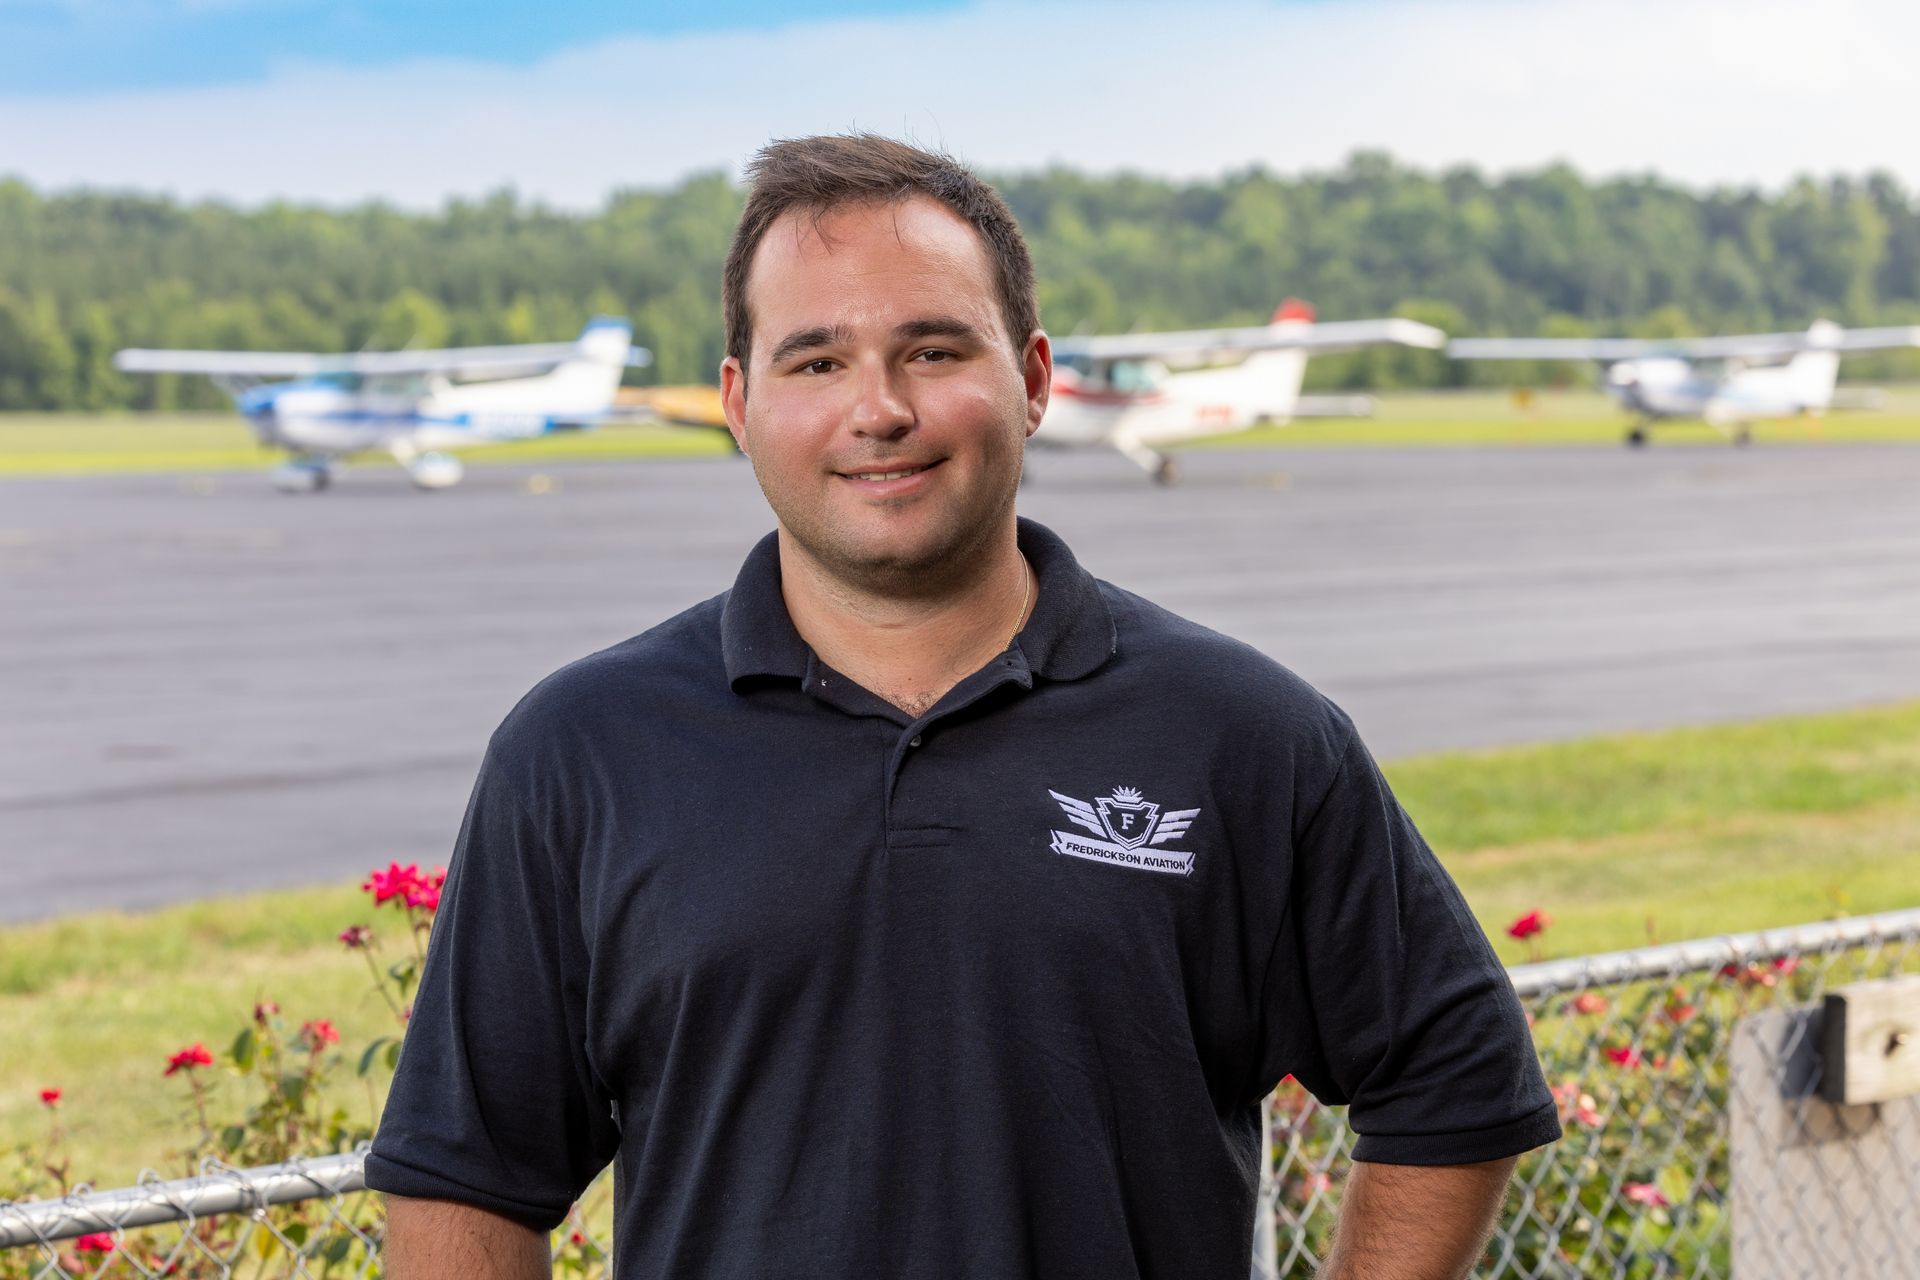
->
[238,381,589,456]
[1603,356,1834,426]
[1038,349,1310,476]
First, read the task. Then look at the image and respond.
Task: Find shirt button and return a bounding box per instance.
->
[908,735,923,748]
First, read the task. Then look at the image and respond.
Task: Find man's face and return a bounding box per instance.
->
[721,196,1049,597]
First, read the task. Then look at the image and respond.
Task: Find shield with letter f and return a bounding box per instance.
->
[1095,786,1161,849]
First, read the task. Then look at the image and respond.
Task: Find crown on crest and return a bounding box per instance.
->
[1111,786,1144,804]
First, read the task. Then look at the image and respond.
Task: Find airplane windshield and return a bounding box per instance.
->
[1108,360,1163,394]
[310,372,363,392]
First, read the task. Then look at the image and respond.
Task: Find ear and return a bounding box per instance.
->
[1022,330,1052,439]
[720,354,750,455]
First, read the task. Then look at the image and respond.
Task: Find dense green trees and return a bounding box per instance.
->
[3,153,1919,410]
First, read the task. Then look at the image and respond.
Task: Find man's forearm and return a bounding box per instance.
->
[1322,1156,1518,1280]
[383,1195,550,1280]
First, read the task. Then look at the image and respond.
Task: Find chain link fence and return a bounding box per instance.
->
[7,907,1918,1279]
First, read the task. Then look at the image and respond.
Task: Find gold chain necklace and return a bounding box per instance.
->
[1009,556,1032,650]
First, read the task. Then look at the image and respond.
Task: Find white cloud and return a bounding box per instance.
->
[2,0,1914,208]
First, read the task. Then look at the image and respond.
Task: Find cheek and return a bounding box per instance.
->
[928,375,1027,443]
[747,397,836,474]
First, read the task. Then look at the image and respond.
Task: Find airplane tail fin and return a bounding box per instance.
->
[534,317,643,416]
[574,316,638,366]
[1272,298,1316,326]
[1786,321,1843,410]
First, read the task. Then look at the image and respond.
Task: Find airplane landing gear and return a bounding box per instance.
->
[1733,425,1753,447]
[1153,455,1180,486]
[270,458,334,493]
[1624,424,1650,448]
[406,451,465,490]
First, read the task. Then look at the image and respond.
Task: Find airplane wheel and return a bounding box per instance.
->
[1625,426,1649,448]
[408,452,465,490]
[271,461,332,493]
[1153,457,1180,486]
[1733,426,1753,447]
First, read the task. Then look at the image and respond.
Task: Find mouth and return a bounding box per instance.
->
[834,458,945,490]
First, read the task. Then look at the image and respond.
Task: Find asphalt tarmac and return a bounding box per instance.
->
[5,444,1919,920]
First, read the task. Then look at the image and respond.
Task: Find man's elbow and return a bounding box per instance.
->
[382,1193,552,1280]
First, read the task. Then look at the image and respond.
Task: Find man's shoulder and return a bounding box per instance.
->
[1094,579,1356,749]
[1097,581,1327,700]
[489,594,728,760]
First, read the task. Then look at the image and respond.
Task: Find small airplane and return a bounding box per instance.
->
[114,317,648,491]
[1037,300,1446,482]
[1448,320,1920,446]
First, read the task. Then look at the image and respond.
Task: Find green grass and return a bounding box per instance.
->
[3,699,1917,1188]
[7,388,1920,477]
[0,413,735,476]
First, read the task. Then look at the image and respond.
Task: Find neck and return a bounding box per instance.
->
[778,526,1032,719]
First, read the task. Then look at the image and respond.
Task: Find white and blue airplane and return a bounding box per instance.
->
[1041,300,1447,482]
[114,317,648,491]
[1449,320,1920,446]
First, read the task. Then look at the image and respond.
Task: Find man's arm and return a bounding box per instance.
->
[383,1195,550,1280]
[1322,1157,1517,1280]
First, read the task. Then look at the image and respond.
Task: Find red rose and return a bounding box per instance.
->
[362,862,423,907]
[1506,910,1549,940]
[300,1019,342,1049]
[39,1087,61,1107]
[163,1043,214,1076]
[1623,1182,1673,1208]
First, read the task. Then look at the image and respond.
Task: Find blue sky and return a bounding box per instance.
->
[0,0,1910,208]
[0,1,967,93]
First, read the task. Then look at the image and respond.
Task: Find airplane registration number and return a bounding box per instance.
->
[472,414,549,438]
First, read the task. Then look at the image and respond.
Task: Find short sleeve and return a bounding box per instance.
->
[1254,727,1560,1165]
[364,748,619,1228]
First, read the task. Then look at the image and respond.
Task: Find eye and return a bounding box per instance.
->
[914,348,956,364]
[799,358,838,375]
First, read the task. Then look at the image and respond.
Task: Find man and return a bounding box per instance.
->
[367,135,1559,1279]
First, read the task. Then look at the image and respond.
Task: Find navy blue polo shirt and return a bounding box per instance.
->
[366,518,1558,1278]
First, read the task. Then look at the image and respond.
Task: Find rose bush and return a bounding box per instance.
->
[2,861,612,1279]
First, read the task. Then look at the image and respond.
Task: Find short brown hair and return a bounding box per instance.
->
[722,134,1038,379]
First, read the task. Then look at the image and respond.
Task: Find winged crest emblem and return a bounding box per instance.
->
[1046,785,1202,875]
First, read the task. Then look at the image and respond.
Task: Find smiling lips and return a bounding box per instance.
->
[837,458,944,486]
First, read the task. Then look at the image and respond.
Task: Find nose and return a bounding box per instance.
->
[848,361,914,442]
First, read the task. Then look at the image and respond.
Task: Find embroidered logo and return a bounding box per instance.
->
[1046,785,1201,876]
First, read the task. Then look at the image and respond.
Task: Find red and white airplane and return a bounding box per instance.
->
[1037,300,1446,482]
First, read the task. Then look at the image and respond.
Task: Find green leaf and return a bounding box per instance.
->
[220,1124,246,1153]
[357,1037,391,1077]
[283,1222,309,1248]
[385,1039,403,1070]
[230,1027,257,1071]
[1657,1163,1692,1207]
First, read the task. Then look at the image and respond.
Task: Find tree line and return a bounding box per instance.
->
[3,151,1919,412]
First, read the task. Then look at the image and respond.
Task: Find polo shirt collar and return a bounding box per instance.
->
[721,517,1115,690]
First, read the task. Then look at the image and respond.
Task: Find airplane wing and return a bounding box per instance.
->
[1447,337,1681,361]
[1053,317,1446,365]
[114,340,652,378]
[1451,325,1920,362]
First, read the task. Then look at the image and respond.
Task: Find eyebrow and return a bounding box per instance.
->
[766,316,989,368]
[767,324,852,368]
[894,316,986,345]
